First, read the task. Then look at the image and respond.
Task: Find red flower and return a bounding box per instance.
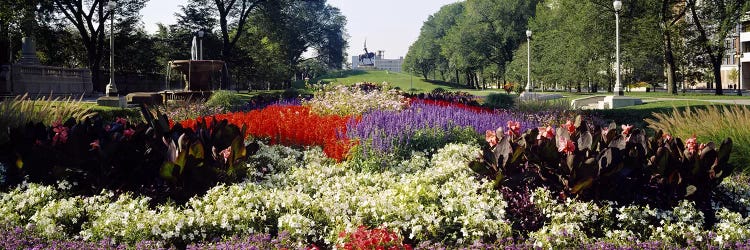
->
[686,135,698,154]
[563,120,576,134]
[52,124,69,145]
[123,128,135,139]
[338,226,410,250]
[485,130,498,147]
[116,117,128,126]
[537,126,555,140]
[220,146,232,163]
[89,140,100,151]
[621,124,634,136]
[558,138,576,154]
[178,105,356,161]
[506,120,521,137]
[662,133,673,142]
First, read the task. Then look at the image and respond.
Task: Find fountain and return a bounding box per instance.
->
[167,60,225,91]
[125,35,227,105]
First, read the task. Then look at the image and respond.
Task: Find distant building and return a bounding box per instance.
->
[720,13,749,90]
[351,50,404,72]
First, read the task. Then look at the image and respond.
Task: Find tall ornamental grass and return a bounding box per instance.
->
[0,94,93,143]
[646,105,750,170]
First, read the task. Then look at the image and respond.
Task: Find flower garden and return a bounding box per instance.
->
[1,83,750,249]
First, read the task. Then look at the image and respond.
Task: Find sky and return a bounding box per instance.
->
[140,0,462,61]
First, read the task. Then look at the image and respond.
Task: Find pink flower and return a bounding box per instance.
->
[52,125,68,145]
[662,133,673,142]
[123,128,135,139]
[89,140,100,151]
[220,146,232,163]
[505,120,521,137]
[537,126,555,140]
[686,135,698,154]
[485,130,498,147]
[558,138,576,154]
[563,120,576,134]
[51,120,62,128]
[621,124,634,136]
[116,117,127,126]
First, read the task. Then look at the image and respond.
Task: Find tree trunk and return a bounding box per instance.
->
[712,57,723,95]
[663,30,678,95]
[661,0,679,95]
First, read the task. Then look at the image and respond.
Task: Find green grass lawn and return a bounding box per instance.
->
[305,69,504,97]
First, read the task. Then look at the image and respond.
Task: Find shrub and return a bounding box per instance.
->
[514,98,570,114]
[472,116,734,227]
[483,93,516,110]
[0,107,259,204]
[204,90,246,112]
[646,105,750,171]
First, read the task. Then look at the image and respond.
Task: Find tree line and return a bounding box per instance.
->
[0,0,347,92]
[403,0,749,95]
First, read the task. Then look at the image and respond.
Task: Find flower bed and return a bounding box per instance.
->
[1,88,749,249]
[178,105,354,161]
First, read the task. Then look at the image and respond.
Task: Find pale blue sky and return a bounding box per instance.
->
[140,0,462,60]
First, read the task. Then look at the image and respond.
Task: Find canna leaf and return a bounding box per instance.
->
[571,177,594,194]
[189,141,205,160]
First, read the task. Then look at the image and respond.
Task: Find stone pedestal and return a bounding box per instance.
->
[18,37,40,65]
[602,95,642,109]
[126,92,164,105]
[96,96,125,108]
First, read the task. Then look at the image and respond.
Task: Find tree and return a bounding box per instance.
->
[658,0,688,95]
[403,2,464,82]
[52,0,147,92]
[686,0,748,95]
[213,0,264,61]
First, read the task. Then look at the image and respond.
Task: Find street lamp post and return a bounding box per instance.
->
[105,1,117,97]
[197,30,204,60]
[525,30,532,93]
[613,0,623,96]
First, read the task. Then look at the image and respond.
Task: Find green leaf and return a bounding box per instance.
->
[160,162,177,180]
[571,177,593,194]
[189,141,205,160]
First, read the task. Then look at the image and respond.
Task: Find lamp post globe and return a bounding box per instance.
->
[105,1,117,97]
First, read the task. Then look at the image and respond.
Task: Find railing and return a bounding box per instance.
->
[10,64,92,95]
